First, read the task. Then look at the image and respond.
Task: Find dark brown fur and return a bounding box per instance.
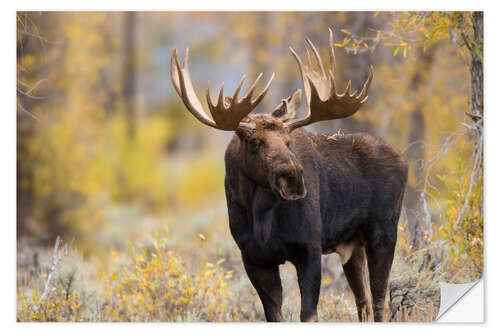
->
[224,114,408,322]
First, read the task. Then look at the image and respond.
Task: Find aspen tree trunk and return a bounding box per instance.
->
[403,47,436,250]
[468,12,483,121]
[16,13,41,237]
[467,11,483,213]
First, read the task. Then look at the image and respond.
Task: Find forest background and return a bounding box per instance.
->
[16,11,483,322]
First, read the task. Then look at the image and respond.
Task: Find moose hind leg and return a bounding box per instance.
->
[243,261,284,322]
[366,233,397,322]
[342,246,372,321]
[294,249,322,322]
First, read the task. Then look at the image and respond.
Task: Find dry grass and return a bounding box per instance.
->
[16,200,465,322]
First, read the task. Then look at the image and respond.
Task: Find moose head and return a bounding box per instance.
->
[170,28,373,201]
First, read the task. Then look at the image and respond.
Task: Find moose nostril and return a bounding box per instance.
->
[278,177,287,189]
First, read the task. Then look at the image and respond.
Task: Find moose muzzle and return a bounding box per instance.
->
[270,162,307,201]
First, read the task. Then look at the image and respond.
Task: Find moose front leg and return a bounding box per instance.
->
[243,261,284,322]
[294,249,322,322]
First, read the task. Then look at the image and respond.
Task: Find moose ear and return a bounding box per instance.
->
[271,89,302,122]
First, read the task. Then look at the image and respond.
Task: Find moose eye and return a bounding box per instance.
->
[249,139,261,154]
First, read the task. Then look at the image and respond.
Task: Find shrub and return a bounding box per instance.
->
[389,248,441,322]
[17,241,95,322]
[100,229,234,321]
[17,284,91,322]
[17,230,237,322]
[438,158,483,280]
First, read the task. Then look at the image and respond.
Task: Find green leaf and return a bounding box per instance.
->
[474,46,483,59]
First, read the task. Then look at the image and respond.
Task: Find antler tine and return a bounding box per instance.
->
[232,74,246,103]
[307,75,322,104]
[306,47,313,70]
[171,47,273,131]
[243,72,263,102]
[206,81,227,119]
[170,48,181,95]
[342,80,352,98]
[289,47,305,78]
[327,28,341,99]
[184,47,190,71]
[328,27,336,74]
[217,83,225,108]
[357,65,374,101]
[290,46,311,102]
[171,48,217,128]
[250,73,275,107]
[328,69,337,98]
[306,38,326,77]
[206,80,214,109]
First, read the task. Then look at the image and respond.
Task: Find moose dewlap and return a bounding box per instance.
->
[170,28,408,322]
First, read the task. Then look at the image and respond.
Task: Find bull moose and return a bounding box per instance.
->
[170,29,408,322]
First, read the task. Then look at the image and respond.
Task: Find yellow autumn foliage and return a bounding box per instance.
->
[18,229,236,322]
[101,229,233,321]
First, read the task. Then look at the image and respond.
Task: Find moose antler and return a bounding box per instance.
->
[287,28,374,131]
[170,48,275,131]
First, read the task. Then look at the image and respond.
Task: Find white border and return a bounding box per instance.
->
[2,1,498,332]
